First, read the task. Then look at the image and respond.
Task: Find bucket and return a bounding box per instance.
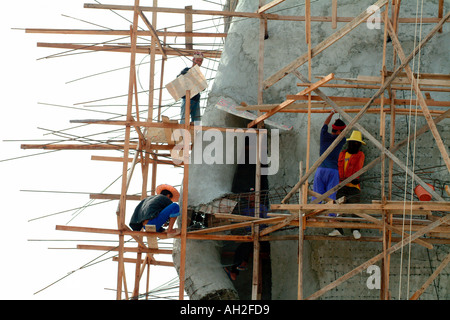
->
[414,183,435,201]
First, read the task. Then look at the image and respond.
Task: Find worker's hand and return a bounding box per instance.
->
[330,109,336,115]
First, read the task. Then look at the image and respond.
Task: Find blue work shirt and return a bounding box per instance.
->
[319,124,346,169]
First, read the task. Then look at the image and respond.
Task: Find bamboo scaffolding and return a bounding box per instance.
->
[25,0,450,301]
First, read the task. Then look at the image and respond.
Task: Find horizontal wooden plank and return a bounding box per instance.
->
[90,193,142,201]
[271,203,450,212]
[83,4,445,24]
[37,42,222,58]
[112,256,174,267]
[77,244,172,254]
[26,28,227,38]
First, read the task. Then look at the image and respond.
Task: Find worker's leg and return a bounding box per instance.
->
[332,188,346,235]
[234,242,253,268]
[344,186,361,236]
[324,168,339,217]
[324,168,340,201]
[146,203,180,232]
[190,99,201,123]
[180,98,200,124]
[180,98,186,124]
[312,168,327,203]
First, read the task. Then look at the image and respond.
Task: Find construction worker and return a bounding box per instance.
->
[129,184,180,234]
[312,110,347,205]
[328,130,366,239]
[224,188,269,281]
[179,51,204,124]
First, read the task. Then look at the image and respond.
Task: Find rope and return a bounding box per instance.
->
[398,0,424,300]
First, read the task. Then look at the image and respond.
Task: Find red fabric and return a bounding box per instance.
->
[332,124,346,131]
[338,150,365,181]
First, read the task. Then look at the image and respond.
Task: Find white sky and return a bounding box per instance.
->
[1,0,224,300]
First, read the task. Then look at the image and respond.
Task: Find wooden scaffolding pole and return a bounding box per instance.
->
[251,0,267,300]
[178,91,191,300]
[285,34,448,203]
[409,252,450,300]
[263,0,388,89]
[379,1,390,300]
[385,13,450,173]
[306,214,450,300]
[297,162,304,300]
[116,0,140,300]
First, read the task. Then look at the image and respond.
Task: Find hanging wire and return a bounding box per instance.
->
[398,0,425,300]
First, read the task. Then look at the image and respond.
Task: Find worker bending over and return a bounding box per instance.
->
[129,184,180,234]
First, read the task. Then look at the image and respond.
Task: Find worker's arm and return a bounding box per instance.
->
[165,217,178,234]
[324,110,336,125]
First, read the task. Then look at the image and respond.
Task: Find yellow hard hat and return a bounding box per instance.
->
[347,130,366,145]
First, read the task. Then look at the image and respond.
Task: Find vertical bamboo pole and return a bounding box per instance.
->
[117,0,140,300]
[157,30,167,123]
[185,6,193,50]
[304,0,312,205]
[438,0,444,33]
[380,2,390,300]
[298,1,310,300]
[297,162,304,300]
[331,0,337,29]
[132,252,142,299]
[251,0,266,300]
[178,91,191,300]
[149,0,158,196]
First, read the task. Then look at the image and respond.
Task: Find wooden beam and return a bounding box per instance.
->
[21,143,138,150]
[260,234,450,244]
[178,91,191,300]
[306,213,450,300]
[188,216,284,234]
[257,0,286,13]
[77,244,172,254]
[248,73,334,127]
[184,5,193,50]
[271,203,450,213]
[438,0,444,33]
[55,224,254,241]
[385,14,450,173]
[116,3,141,299]
[263,0,388,89]
[36,42,222,58]
[90,193,142,201]
[25,28,227,38]
[112,256,174,267]
[297,161,305,300]
[410,252,450,300]
[291,107,450,205]
[285,95,450,107]
[352,212,433,249]
[331,0,338,29]
[286,68,446,202]
[82,3,444,24]
[138,10,167,59]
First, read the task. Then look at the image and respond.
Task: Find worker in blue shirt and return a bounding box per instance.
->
[312,110,347,204]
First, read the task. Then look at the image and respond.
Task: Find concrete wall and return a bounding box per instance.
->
[173,0,450,300]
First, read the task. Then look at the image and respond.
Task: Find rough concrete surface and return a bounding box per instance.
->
[173,0,450,300]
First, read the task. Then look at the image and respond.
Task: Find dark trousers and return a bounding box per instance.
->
[335,186,360,234]
[231,242,270,274]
